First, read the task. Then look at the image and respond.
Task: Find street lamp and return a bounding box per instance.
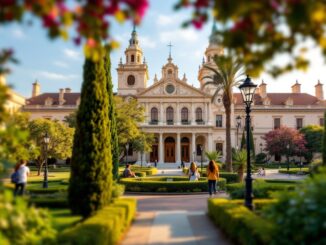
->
[125,143,129,166]
[43,132,50,188]
[200,145,204,173]
[259,143,263,153]
[286,143,290,172]
[236,115,242,149]
[239,75,257,210]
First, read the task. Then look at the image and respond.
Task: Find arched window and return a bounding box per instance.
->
[168,69,172,74]
[127,75,135,86]
[181,107,188,123]
[131,55,135,62]
[151,107,158,123]
[166,106,174,124]
[195,107,203,122]
[126,55,128,62]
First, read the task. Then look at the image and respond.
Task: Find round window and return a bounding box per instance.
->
[166,84,175,94]
[127,75,135,86]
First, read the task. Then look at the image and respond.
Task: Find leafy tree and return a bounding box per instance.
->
[69,57,112,217]
[28,118,74,174]
[132,132,155,167]
[104,52,120,179]
[63,111,77,128]
[115,96,145,161]
[300,125,323,162]
[203,54,244,172]
[176,1,326,77]
[263,127,307,163]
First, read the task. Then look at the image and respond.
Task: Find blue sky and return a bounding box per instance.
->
[1,0,325,98]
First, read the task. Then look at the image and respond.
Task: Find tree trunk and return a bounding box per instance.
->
[224,95,233,172]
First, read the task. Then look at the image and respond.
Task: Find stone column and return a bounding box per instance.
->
[176,103,180,125]
[192,133,196,162]
[206,102,209,124]
[176,133,181,163]
[208,102,212,125]
[208,133,213,151]
[159,133,164,163]
[160,102,164,125]
[191,103,195,125]
[145,103,149,123]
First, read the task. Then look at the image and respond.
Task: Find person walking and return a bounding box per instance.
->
[13,159,30,196]
[207,160,219,197]
[188,162,200,181]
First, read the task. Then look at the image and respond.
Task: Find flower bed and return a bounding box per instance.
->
[119,176,226,193]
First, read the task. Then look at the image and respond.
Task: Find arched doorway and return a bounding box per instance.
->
[164,137,175,163]
[150,137,159,162]
[181,137,190,162]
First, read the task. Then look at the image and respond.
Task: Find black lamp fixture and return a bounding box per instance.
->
[236,115,242,149]
[239,75,257,210]
[43,132,50,188]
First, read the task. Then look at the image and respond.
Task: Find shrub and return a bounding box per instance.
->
[0,191,56,244]
[309,159,322,174]
[227,180,298,199]
[58,198,136,245]
[208,199,274,245]
[263,168,326,244]
[119,176,226,192]
[255,153,267,163]
[278,168,310,175]
[111,183,125,199]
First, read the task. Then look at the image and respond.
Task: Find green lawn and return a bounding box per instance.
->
[49,209,82,233]
[28,171,70,182]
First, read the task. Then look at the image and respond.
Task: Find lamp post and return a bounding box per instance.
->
[200,145,203,173]
[259,143,263,153]
[239,75,257,210]
[236,116,242,149]
[43,132,50,188]
[286,143,290,172]
[125,143,129,166]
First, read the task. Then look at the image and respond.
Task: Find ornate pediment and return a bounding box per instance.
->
[137,80,209,98]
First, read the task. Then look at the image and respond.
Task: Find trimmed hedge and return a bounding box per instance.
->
[183,168,238,183]
[278,168,310,175]
[227,180,298,199]
[58,198,136,245]
[208,199,275,245]
[119,176,226,192]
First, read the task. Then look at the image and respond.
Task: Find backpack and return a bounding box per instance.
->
[11,171,19,184]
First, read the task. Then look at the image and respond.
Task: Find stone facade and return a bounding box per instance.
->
[22,26,326,164]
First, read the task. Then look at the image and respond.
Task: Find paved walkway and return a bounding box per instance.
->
[121,194,231,245]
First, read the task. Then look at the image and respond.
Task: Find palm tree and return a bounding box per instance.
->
[203,54,245,172]
[233,149,247,182]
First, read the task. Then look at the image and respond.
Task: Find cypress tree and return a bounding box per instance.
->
[104,52,120,179]
[323,111,326,165]
[68,58,112,217]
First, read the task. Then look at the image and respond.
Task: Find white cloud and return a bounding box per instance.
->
[156,13,185,27]
[63,48,81,60]
[159,28,199,43]
[139,36,156,48]
[11,28,25,39]
[53,61,69,68]
[38,71,78,81]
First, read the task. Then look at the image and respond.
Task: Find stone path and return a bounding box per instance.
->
[121,194,231,245]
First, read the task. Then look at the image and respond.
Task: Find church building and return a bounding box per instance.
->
[23,25,325,164]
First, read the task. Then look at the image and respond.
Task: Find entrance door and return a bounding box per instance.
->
[150,145,158,162]
[164,137,175,163]
[181,137,190,162]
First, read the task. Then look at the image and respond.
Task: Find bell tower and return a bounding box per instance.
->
[117,26,149,96]
[198,22,224,94]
